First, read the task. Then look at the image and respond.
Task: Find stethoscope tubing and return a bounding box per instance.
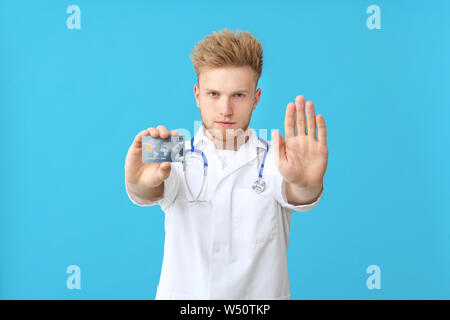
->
[182,136,269,203]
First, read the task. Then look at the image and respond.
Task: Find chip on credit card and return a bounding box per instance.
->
[142,135,185,163]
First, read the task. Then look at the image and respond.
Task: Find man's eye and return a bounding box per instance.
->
[235,93,244,98]
[209,92,217,97]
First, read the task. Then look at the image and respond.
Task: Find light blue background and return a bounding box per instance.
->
[1,0,449,299]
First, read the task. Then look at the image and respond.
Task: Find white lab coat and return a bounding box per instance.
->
[125,125,324,300]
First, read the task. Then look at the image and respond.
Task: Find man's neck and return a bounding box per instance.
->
[204,128,250,151]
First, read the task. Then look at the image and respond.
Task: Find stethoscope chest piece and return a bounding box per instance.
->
[252,177,266,194]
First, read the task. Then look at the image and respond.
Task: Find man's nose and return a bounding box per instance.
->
[219,97,233,116]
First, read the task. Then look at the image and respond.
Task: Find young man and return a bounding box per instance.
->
[124,29,328,299]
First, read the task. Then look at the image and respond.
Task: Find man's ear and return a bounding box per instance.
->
[252,87,261,111]
[194,84,200,108]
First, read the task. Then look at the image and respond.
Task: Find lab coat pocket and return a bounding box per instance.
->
[231,188,278,244]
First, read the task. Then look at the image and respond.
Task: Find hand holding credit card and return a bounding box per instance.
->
[125,126,180,191]
[142,135,185,163]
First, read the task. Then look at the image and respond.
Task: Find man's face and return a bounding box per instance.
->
[194,65,261,146]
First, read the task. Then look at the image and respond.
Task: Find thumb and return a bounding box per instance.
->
[272,130,286,167]
[157,162,172,182]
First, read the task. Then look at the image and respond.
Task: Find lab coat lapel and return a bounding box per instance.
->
[220,128,259,181]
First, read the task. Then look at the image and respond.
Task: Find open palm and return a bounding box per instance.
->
[272,95,328,188]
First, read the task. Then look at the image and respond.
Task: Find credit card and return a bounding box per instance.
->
[142,135,185,163]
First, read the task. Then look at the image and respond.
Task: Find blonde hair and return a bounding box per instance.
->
[190,28,263,90]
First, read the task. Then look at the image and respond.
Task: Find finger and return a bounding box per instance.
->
[170,129,179,136]
[157,125,169,138]
[295,95,306,135]
[284,102,296,138]
[149,127,159,137]
[271,130,287,166]
[305,101,316,139]
[132,128,152,148]
[317,114,327,145]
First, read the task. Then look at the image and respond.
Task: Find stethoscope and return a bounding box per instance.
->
[182,137,269,204]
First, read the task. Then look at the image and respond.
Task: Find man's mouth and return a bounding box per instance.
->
[216,121,235,127]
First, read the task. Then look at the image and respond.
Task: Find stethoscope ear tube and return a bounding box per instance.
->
[183,137,208,203]
[252,138,269,193]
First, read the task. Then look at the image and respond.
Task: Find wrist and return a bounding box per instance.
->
[284,180,323,205]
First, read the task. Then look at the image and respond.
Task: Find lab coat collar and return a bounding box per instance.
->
[191,124,269,183]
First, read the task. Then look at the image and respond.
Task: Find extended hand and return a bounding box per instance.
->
[272,95,328,188]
